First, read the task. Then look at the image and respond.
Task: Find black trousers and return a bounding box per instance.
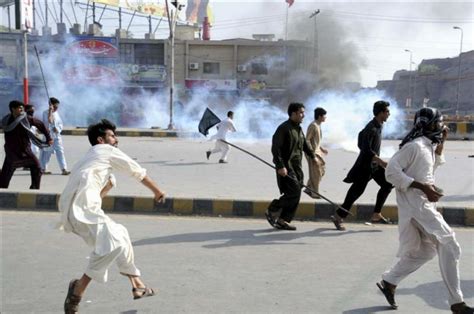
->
[268,175,302,223]
[337,167,393,218]
[0,158,42,189]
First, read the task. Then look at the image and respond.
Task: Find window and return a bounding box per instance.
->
[251,63,268,75]
[203,62,220,74]
[119,44,133,63]
[134,43,164,65]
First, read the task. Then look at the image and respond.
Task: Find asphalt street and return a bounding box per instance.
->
[0,136,473,209]
[1,211,473,313]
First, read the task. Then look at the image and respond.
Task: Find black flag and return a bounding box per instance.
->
[198,108,221,136]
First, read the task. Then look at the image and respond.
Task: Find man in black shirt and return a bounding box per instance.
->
[331,100,393,231]
[266,103,315,231]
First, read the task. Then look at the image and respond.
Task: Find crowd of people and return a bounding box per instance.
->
[0,99,472,314]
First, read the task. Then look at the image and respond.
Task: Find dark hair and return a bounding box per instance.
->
[49,97,60,105]
[227,111,234,118]
[24,104,35,116]
[287,102,305,116]
[9,100,24,113]
[373,100,390,116]
[314,107,327,120]
[87,119,116,146]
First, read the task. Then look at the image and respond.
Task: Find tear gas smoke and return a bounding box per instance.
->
[28,34,406,160]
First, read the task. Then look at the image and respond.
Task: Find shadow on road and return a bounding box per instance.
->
[396,280,474,311]
[343,280,474,313]
[342,305,394,313]
[133,227,382,249]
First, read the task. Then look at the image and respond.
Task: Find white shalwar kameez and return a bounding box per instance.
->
[210,117,236,161]
[58,144,146,283]
[383,136,464,305]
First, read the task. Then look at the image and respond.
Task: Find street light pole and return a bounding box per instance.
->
[165,0,185,130]
[453,26,463,116]
[404,49,412,108]
[309,9,320,74]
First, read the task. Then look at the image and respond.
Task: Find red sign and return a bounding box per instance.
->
[63,64,120,85]
[67,39,118,58]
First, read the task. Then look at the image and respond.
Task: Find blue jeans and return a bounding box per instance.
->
[40,136,68,171]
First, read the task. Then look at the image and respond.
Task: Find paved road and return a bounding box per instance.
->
[1,211,473,313]
[1,137,473,209]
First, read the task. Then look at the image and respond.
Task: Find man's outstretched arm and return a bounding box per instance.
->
[141,175,166,202]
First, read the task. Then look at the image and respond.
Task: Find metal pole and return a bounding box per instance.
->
[404,49,412,108]
[285,5,288,40]
[309,10,320,73]
[453,26,463,116]
[148,15,152,34]
[23,31,29,104]
[33,0,36,30]
[45,0,48,27]
[92,1,96,23]
[7,5,11,32]
[413,63,418,107]
[219,139,353,216]
[168,8,177,129]
[118,7,122,29]
[60,0,63,23]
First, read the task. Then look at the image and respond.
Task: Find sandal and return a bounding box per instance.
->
[265,210,276,227]
[133,287,156,300]
[371,217,392,224]
[330,215,346,231]
[64,279,81,314]
[376,280,398,309]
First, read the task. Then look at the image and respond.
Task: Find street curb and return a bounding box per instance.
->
[1,192,473,226]
[1,123,472,139]
[60,128,185,137]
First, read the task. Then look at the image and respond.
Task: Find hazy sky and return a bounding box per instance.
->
[208,0,473,86]
[1,0,472,87]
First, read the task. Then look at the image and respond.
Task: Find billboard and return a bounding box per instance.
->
[93,0,212,23]
[93,0,168,17]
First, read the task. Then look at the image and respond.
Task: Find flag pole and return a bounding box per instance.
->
[285,3,289,40]
[219,139,353,216]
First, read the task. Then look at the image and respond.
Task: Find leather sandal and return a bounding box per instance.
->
[64,279,81,314]
[133,287,156,300]
[376,280,398,309]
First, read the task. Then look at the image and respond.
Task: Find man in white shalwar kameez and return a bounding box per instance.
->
[59,119,166,313]
[206,111,236,163]
[377,108,472,314]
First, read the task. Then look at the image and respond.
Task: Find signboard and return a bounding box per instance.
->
[93,0,213,23]
[63,36,119,85]
[185,79,237,91]
[117,64,167,82]
[94,0,168,17]
[63,64,120,85]
[67,37,119,58]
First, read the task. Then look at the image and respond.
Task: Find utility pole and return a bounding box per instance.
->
[404,49,412,108]
[166,0,185,130]
[309,9,320,74]
[412,62,418,107]
[453,26,463,116]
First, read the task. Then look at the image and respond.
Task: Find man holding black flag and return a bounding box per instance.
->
[265,103,315,231]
